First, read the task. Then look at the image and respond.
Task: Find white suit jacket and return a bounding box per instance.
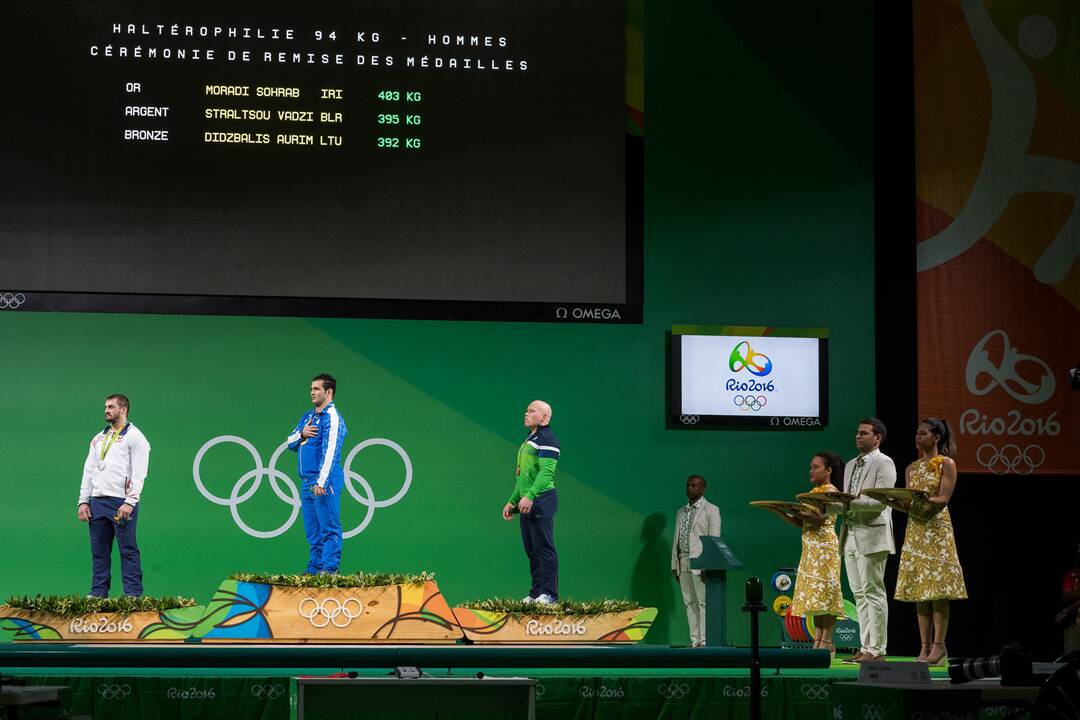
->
[671,498,722,575]
[838,448,897,555]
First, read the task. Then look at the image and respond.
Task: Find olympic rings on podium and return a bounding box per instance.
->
[298,596,364,628]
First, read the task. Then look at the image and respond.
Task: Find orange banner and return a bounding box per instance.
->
[915,0,1080,474]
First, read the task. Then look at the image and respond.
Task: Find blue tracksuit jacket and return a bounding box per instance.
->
[287,402,348,489]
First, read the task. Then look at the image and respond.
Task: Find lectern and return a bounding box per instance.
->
[690,536,742,646]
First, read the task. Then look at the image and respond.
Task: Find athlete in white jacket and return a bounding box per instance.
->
[77,394,150,597]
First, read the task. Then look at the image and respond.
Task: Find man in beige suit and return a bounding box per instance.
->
[839,418,897,663]
[671,474,722,647]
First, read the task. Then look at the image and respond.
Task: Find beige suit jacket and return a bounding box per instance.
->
[671,498,722,576]
[838,449,897,555]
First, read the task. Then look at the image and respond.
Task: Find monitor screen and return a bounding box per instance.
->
[670,326,829,428]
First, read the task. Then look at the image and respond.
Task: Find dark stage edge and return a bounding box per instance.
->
[4,664,975,720]
[1,645,976,720]
[0,643,830,669]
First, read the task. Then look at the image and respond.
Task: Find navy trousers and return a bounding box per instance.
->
[88,496,142,597]
[520,489,559,599]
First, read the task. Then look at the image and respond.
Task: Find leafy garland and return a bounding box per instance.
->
[4,584,639,618]
[4,594,197,616]
[459,597,642,616]
[228,571,435,588]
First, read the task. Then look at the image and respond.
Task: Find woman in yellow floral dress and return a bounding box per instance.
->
[768,452,845,657]
[894,418,967,665]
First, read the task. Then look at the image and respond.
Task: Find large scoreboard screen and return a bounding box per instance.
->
[0,0,640,322]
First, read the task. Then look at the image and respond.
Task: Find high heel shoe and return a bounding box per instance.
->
[820,640,836,663]
[926,642,947,665]
[916,642,931,663]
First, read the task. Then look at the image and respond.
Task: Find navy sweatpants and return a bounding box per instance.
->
[520,489,559,599]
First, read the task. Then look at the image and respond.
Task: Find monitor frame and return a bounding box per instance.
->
[668,325,829,429]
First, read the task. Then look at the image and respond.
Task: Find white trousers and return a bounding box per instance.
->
[678,556,706,646]
[842,542,889,656]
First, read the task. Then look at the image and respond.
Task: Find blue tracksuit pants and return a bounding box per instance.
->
[301,482,342,573]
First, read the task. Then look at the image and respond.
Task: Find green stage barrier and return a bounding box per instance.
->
[7,674,841,720]
[6,672,1023,720]
[12,675,289,720]
[830,681,1016,720]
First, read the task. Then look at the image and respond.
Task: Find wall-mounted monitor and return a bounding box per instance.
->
[670,325,828,428]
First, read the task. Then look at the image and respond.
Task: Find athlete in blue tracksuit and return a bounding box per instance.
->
[287,373,348,573]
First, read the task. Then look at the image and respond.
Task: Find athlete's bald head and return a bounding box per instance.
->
[524,400,552,429]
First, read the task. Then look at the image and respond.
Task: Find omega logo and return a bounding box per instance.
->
[554,306,622,321]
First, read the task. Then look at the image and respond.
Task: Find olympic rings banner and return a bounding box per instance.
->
[193,435,413,539]
[915,0,1080,475]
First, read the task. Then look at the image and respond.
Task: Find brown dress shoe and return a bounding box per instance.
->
[841,651,867,664]
[857,653,886,663]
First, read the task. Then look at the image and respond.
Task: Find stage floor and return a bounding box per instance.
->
[4,657,959,720]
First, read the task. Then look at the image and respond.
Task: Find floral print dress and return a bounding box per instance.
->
[895,456,968,601]
[790,484,844,617]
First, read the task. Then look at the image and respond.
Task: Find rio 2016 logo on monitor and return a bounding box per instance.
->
[671,326,828,428]
[728,341,773,377]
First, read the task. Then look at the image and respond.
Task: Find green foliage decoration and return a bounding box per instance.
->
[4,594,197,617]
[459,597,642,617]
[228,571,436,588]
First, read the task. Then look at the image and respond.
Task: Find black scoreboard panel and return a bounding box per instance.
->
[0,0,639,322]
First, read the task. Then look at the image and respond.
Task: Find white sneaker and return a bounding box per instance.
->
[521,595,536,604]
[534,594,556,605]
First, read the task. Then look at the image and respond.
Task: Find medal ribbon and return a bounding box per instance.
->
[99,423,127,462]
[515,434,533,477]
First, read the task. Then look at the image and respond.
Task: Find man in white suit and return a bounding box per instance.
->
[839,418,897,663]
[671,474,722,647]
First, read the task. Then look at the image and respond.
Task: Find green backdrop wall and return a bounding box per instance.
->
[0,2,874,646]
